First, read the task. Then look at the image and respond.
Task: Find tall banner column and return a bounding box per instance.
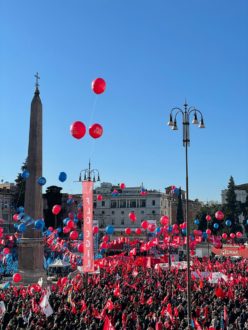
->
[82,181,94,272]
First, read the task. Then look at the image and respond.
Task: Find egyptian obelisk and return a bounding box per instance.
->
[18,74,47,284]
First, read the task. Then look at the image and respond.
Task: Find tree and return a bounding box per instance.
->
[224,176,239,224]
[176,187,184,225]
[13,159,27,209]
[43,186,63,228]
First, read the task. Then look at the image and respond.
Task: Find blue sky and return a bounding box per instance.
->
[0,0,247,202]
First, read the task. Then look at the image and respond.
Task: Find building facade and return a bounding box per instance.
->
[0,182,16,232]
[221,183,248,204]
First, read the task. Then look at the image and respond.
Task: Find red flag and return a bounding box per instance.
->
[140,290,145,304]
[113,284,121,297]
[146,297,153,305]
[132,269,138,277]
[105,300,114,311]
[193,318,202,330]
[224,305,228,324]
[80,300,87,312]
[146,257,151,269]
[167,303,173,319]
[129,248,136,256]
[103,315,115,330]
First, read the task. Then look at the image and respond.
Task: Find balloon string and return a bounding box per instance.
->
[88,95,98,128]
[88,95,98,161]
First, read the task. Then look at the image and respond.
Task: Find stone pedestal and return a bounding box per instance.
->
[18,233,47,284]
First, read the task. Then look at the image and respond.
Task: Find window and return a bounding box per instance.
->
[102,201,105,207]
[111,200,117,208]
[152,210,156,215]
[121,218,125,225]
[102,211,105,215]
[112,219,115,225]
[141,210,144,214]
[112,211,115,215]
[93,202,96,208]
[130,200,136,208]
[140,199,146,207]
[120,200,126,208]
[121,211,124,215]
[152,200,156,206]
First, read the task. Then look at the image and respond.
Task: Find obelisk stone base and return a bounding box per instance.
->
[18,235,47,285]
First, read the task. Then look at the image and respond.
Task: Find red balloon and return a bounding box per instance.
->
[135,228,142,235]
[100,242,108,249]
[222,233,228,239]
[206,229,211,235]
[67,220,74,229]
[206,215,212,221]
[48,226,54,232]
[0,227,3,233]
[97,194,103,201]
[89,123,103,139]
[215,211,224,221]
[70,121,86,139]
[141,221,148,230]
[129,212,137,222]
[236,231,243,238]
[148,224,156,232]
[125,228,131,235]
[78,243,84,253]
[160,216,169,226]
[52,204,61,215]
[92,78,106,94]
[102,235,109,242]
[93,226,99,234]
[69,230,78,240]
[13,273,22,283]
[61,277,68,286]
[3,248,10,255]
[230,233,235,239]
[120,183,126,189]
[63,226,71,234]
[13,214,19,222]
[77,212,83,220]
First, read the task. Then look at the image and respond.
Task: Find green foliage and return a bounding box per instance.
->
[224,176,239,222]
[13,159,27,209]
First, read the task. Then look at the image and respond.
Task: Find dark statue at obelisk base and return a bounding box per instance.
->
[18,73,47,284]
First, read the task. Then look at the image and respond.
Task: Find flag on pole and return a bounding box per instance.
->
[40,294,53,317]
[0,301,6,316]
[103,315,115,330]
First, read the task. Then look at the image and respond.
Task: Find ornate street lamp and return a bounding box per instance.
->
[79,160,101,183]
[168,101,205,329]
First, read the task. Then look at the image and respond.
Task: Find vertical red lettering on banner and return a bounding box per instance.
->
[83,181,94,272]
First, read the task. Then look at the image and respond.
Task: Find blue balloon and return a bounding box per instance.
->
[14,223,18,229]
[18,223,26,232]
[35,220,44,230]
[174,188,179,196]
[213,223,219,229]
[46,230,52,236]
[246,219,248,225]
[56,227,62,233]
[37,177,46,186]
[225,219,232,227]
[194,219,200,225]
[21,170,30,180]
[59,171,67,182]
[79,233,83,240]
[63,218,70,225]
[190,235,195,241]
[67,199,73,205]
[18,213,25,221]
[18,206,25,213]
[182,228,187,235]
[155,227,161,234]
[74,218,79,224]
[202,232,208,239]
[168,225,173,232]
[105,225,114,235]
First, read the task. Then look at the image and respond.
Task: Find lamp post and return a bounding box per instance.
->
[167,101,205,329]
[79,160,101,183]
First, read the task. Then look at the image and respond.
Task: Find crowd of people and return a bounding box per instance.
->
[0,256,247,330]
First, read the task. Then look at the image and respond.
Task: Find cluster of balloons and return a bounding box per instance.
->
[12,206,39,233]
[70,121,103,140]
